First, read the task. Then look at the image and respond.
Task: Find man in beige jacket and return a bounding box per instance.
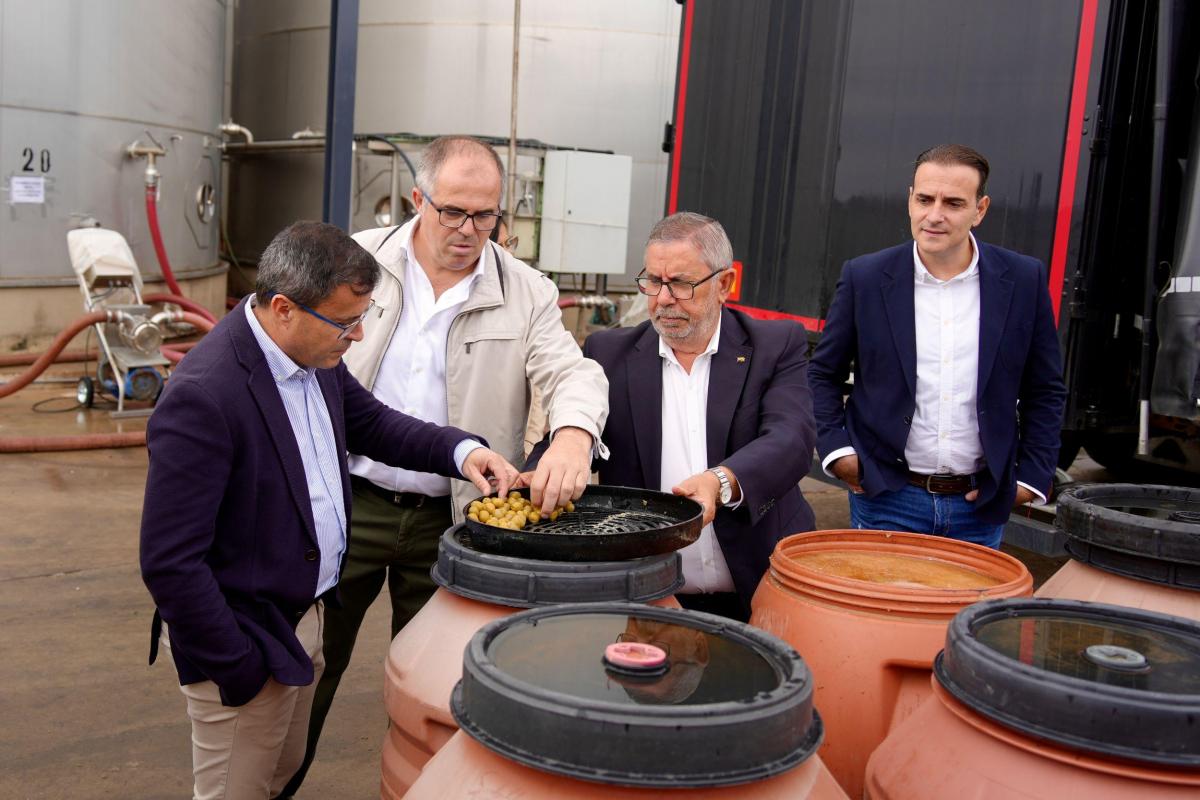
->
[284,135,608,794]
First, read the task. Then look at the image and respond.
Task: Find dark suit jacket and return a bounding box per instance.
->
[561,306,817,616]
[808,241,1067,525]
[140,300,474,706]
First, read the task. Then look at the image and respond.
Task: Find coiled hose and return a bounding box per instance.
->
[0,310,214,452]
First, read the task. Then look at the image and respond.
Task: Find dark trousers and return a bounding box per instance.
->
[676,591,749,623]
[282,479,452,796]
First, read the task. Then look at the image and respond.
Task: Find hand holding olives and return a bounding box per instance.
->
[468,491,576,529]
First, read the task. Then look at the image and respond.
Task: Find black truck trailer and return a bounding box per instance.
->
[664,0,1200,492]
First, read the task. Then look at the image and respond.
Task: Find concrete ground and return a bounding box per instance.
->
[1,362,1103,798]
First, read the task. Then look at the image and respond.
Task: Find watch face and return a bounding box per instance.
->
[714,470,732,505]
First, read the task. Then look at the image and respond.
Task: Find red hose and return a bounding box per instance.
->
[146,185,184,298]
[0,431,146,453]
[0,349,91,367]
[558,297,579,309]
[143,292,217,324]
[0,311,109,399]
[0,311,214,452]
[175,312,215,334]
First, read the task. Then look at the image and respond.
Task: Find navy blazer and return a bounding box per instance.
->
[140,300,474,706]
[570,306,817,615]
[808,241,1067,524]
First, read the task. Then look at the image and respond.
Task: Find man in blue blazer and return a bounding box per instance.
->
[532,212,816,621]
[809,144,1067,548]
[139,221,518,798]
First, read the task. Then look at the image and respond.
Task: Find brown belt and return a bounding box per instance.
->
[351,475,451,510]
[907,471,980,495]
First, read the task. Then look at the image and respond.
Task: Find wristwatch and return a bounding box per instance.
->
[708,467,733,506]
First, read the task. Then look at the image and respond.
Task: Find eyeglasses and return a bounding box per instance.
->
[420,190,502,232]
[267,292,382,340]
[635,268,727,300]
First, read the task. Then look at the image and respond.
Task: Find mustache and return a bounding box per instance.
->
[653,309,690,321]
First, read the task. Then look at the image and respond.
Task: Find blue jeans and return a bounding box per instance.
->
[848,484,1005,549]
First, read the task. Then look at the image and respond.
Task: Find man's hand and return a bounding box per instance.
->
[831,455,864,494]
[462,447,519,499]
[671,467,739,526]
[964,485,1038,506]
[520,426,593,515]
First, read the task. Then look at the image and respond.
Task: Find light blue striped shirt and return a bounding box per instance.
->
[245,301,346,598]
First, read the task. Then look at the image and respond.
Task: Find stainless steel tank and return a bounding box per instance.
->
[0,0,227,338]
[228,1,680,273]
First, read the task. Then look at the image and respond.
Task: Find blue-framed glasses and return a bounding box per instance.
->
[266,292,381,340]
[420,190,502,232]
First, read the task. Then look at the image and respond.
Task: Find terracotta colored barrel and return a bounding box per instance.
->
[750,530,1033,798]
[381,526,682,799]
[1037,484,1200,620]
[866,599,1200,799]
[404,603,850,799]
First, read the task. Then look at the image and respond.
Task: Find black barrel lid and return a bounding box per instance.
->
[431,525,683,608]
[1056,484,1200,589]
[450,603,823,787]
[935,598,1200,767]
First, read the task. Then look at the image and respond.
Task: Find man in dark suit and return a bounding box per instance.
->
[139,221,517,799]
[535,212,817,621]
[809,144,1067,548]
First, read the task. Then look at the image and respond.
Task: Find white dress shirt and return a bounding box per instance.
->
[659,319,741,594]
[906,235,984,475]
[245,300,346,598]
[822,233,1044,503]
[349,225,486,496]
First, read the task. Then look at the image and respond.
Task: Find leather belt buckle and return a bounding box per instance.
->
[910,471,974,495]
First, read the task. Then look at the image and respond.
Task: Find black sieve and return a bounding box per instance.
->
[462,485,703,562]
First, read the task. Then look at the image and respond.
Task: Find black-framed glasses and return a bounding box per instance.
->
[267,292,382,340]
[636,267,727,300]
[420,190,502,232]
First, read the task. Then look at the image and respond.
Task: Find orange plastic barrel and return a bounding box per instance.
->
[750,530,1033,798]
[1037,484,1200,620]
[404,603,850,799]
[866,598,1200,799]
[381,526,682,799]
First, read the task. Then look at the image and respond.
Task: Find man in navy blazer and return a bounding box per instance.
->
[809,144,1067,548]
[533,212,816,621]
[139,221,518,798]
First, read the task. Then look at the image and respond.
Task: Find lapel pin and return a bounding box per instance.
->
[736,356,746,364]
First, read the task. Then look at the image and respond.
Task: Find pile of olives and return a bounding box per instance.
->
[469,491,576,529]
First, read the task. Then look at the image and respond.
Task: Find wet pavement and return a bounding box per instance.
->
[0,368,391,799]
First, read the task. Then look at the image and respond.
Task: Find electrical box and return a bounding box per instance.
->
[538,151,632,274]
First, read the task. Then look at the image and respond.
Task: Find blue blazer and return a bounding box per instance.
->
[140,300,474,706]
[808,241,1067,524]
[559,306,817,615]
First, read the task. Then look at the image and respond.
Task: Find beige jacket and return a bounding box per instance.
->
[346,221,609,521]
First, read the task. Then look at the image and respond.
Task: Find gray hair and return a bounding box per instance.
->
[415,135,505,199]
[255,221,380,307]
[646,212,733,274]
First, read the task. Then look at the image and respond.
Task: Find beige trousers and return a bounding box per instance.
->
[163,603,325,800]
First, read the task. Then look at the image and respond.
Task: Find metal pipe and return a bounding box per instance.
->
[127,131,167,189]
[218,120,255,144]
[1138,0,1173,456]
[322,0,360,230]
[221,139,328,154]
[390,149,404,226]
[507,0,521,228]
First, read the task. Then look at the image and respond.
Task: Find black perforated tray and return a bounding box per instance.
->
[462,485,703,562]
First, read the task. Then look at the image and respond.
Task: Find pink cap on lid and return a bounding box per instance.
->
[605,641,668,669]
